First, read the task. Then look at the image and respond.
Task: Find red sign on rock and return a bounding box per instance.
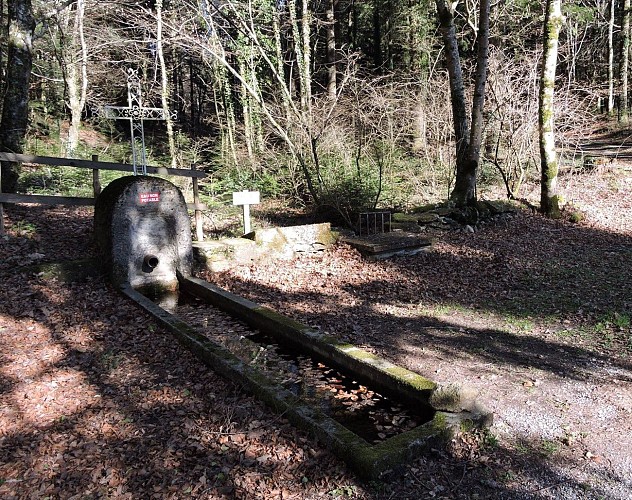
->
[139,192,161,203]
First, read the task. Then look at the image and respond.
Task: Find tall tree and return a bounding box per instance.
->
[607,0,615,115]
[620,0,630,123]
[435,0,469,178]
[459,0,490,206]
[0,0,35,193]
[58,0,88,154]
[156,0,177,167]
[540,0,564,217]
[435,0,491,207]
[326,0,337,99]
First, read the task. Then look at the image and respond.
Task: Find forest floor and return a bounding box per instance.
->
[0,157,631,499]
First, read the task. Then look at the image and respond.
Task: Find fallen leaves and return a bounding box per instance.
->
[1,165,632,498]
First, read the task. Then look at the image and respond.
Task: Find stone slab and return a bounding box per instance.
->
[246,222,336,253]
[341,232,432,259]
[194,223,338,272]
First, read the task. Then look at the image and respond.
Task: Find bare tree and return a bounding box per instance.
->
[326,0,338,100]
[462,0,491,204]
[435,0,469,180]
[56,0,88,154]
[608,0,615,115]
[435,0,491,207]
[620,0,630,123]
[156,0,177,167]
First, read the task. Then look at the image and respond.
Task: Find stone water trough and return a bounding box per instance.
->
[95,176,492,479]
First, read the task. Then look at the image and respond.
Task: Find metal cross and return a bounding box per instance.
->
[100,68,176,175]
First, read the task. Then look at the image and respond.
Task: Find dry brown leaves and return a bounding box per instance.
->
[1,166,631,499]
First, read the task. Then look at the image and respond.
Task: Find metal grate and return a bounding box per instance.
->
[357,211,391,236]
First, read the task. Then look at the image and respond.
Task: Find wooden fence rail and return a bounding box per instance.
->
[0,153,207,239]
[0,153,206,178]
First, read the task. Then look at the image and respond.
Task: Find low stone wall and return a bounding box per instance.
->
[193,222,336,272]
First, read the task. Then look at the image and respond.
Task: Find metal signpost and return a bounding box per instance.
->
[99,68,176,175]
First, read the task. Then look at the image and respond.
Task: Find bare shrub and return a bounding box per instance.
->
[484,48,598,201]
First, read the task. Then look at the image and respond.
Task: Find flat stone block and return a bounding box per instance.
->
[341,232,432,259]
[196,223,338,272]
[248,223,336,254]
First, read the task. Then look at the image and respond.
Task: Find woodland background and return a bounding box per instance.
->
[0,0,628,223]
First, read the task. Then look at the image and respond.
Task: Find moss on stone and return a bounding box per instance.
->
[392,213,419,223]
[125,279,493,480]
[385,366,437,391]
[254,306,310,332]
[314,224,338,246]
[337,346,375,359]
[411,203,440,213]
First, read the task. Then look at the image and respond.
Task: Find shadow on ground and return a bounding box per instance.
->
[1,203,631,498]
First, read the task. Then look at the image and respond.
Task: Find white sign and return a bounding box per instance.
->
[139,192,161,203]
[232,190,260,206]
[232,190,261,234]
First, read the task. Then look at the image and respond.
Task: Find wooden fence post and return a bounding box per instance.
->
[92,154,101,197]
[192,164,204,242]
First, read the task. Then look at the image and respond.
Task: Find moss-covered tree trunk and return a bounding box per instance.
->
[539,0,564,218]
[0,0,35,193]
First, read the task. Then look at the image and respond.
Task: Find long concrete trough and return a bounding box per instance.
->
[121,276,492,480]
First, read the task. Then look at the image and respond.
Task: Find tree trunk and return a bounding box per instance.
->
[456,0,491,207]
[272,4,291,121]
[238,45,256,165]
[189,57,195,134]
[301,0,313,111]
[1,0,6,105]
[621,0,630,123]
[373,0,382,70]
[608,0,615,115]
[289,0,311,114]
[326,0,337,99]
[64,0,88,155]
[350,0,358,50]
[435,0,470,204]
[540,0,564,218]
[156,0,177,168]
[0,0,35,193]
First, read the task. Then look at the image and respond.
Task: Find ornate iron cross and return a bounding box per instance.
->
[101,68,176,175]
